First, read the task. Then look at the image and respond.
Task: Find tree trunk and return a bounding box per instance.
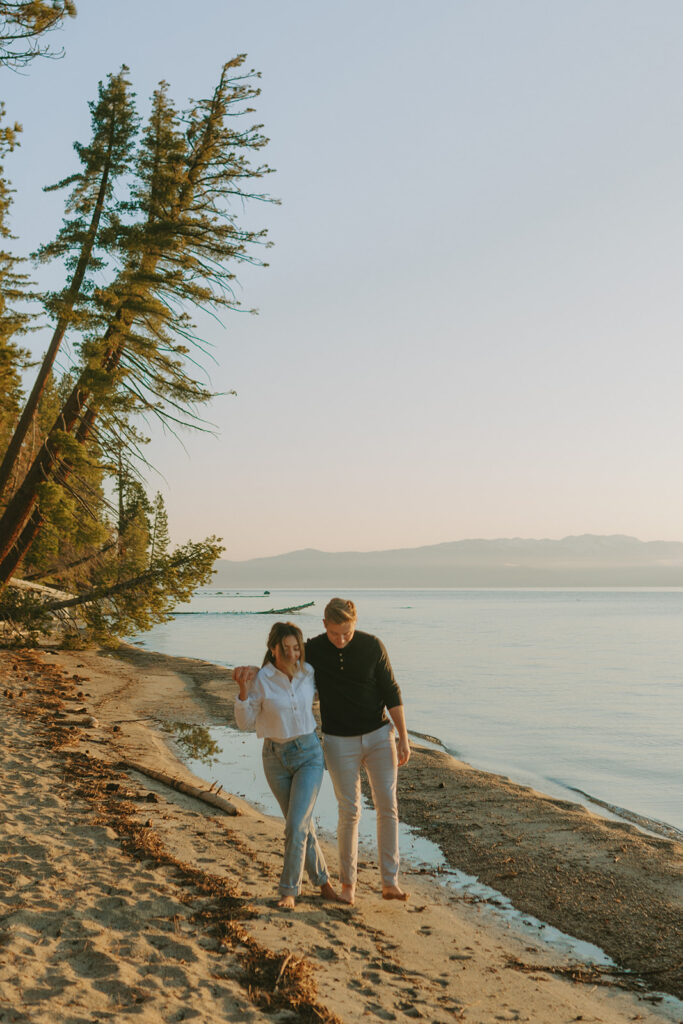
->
[23,539,118,582]
[0,130,116,497]
[117,759,239,816]
[0,325,127,582]
[0,381,91,572]
[0,507,44,581]
[33,550,194,614]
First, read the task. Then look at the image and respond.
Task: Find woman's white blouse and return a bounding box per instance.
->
[234,661,318,740]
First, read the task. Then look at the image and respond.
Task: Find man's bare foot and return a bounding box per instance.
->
[320,882,344,902]
[277,894,296,909]
[382,885,409,901]
[340,884,355,905]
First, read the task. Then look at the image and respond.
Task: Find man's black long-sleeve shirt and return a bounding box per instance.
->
[305,630,403,736]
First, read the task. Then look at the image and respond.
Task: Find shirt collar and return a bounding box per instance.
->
[262,661,303,682]
[323,632,357,652]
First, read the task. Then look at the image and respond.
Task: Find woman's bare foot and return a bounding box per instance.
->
[382,885,409,901]
[277,894,296,909]
[319,881,344,902]
[340,884,355,905]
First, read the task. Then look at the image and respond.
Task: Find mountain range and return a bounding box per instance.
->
[212,535,683,588]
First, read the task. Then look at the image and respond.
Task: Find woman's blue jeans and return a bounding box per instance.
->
[261,731,329,896]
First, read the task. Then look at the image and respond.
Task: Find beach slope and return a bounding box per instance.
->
[0,645,680,1024]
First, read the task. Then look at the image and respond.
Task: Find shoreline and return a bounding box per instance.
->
[134,585,683,840]
[1,642,681,1023]
[406,729,683,844]
[117,644,683,999]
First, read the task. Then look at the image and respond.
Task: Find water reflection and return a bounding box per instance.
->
[163,722,222,767]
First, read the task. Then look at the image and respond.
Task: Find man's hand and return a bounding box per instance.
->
[396,736,411,767]
[387,705,410,766]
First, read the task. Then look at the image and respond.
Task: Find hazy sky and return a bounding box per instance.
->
[4,1,683,559]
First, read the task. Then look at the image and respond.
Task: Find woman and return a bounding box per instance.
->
[234,621,339,909]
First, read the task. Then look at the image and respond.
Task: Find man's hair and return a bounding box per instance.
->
[262,621,305,667]
[323,597,357,624]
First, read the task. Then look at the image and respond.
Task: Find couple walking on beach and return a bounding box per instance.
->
[233,597,411,909]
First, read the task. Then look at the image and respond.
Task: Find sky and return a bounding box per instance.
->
[4,0,683,560]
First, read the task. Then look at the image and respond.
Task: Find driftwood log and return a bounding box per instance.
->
[247,601,314,615]
[117,759,239,816]
[173,600,315,616]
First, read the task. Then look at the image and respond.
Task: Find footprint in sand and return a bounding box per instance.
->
[313,945,339,961]
[362,969,383,985]
[364,1001,398,1021]
[396,1003,424,1019]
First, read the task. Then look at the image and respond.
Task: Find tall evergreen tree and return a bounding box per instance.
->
[0,56,274,584]
[0,104,34,480]
[149,491,169,566]
[0,68,138,497]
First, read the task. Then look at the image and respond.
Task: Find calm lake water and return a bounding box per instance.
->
[133,588,683,833]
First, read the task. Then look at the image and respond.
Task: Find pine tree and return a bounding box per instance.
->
[149,491,169,566]
[0,104,35,485]
[36,536,224,643]
[0,1,76,68]
[18,370,110,585]
[0,56,274,584]
[0,68,139,497]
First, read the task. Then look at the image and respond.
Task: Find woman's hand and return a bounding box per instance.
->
[233,665,257,700]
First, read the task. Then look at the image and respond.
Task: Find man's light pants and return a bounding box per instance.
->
[322,723,399,889]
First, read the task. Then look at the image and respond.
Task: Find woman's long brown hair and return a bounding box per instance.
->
[261,621,305,668]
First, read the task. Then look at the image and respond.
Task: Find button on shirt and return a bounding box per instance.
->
[234,661,318,740]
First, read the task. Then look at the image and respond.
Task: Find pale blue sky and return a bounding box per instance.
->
[4,1,683,558]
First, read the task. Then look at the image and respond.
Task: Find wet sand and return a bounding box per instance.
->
[0,643,681,1024]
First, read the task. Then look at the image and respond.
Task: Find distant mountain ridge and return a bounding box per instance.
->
[213,535,683,588]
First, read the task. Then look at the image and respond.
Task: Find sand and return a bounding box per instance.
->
[0,643,681,1024]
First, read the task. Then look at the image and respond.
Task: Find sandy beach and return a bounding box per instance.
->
[0,644,681,1024]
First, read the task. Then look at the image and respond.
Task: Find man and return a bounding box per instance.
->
[234,597,410,905]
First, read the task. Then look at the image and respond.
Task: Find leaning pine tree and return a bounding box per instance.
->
[0,103,34,460]
[0,56,275,631]
[0,66,139,498]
